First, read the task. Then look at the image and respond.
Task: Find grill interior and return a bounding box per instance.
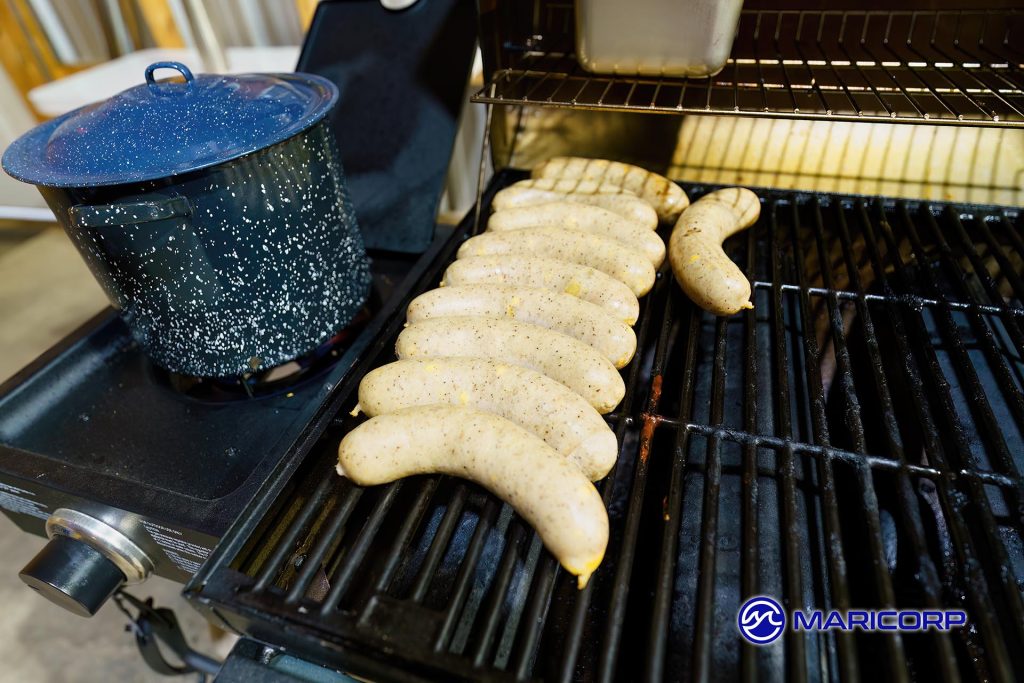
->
[473,4,1024,127]
[190,171,1024,682]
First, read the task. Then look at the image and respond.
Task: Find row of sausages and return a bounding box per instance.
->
[336,157,760,589]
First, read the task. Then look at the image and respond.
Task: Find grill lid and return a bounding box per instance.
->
[2,61,337,188]
[295,0,478,253]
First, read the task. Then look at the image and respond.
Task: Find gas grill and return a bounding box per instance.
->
[2,0,1023,680]
[187,172,1024,681]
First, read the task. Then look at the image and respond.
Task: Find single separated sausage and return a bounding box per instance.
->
[457,227,656,297]
[668,187,761,316]
[442,255,640,325]
[488,203,665,266]
[357,358,617,480]
[406,285,636,368]
[532,156,689,223]
[493,180,658,229]
[396,317,626,413]
[337,405,609,588]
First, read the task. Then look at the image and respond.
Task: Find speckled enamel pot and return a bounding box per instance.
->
[2,62,370,377]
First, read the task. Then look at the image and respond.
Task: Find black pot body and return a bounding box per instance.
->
[37,120,370,377]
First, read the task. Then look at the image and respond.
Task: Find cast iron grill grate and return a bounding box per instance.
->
[190,174,1024,682]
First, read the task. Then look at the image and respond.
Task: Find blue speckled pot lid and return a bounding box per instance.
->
[2,62,338,188]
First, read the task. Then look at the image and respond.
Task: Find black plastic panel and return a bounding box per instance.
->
[0,244,433,541]
[298,0,478,253]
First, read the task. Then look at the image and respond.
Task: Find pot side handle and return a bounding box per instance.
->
[68,196,192,229]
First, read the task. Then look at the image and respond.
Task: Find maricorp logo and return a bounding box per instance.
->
[738,596,786,644]
[737,596,968,645]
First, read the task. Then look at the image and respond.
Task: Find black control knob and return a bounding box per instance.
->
[19,509,154,616]
[20,535,126,617]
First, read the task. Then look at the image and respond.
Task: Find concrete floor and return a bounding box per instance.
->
[0,516,235,682]
[0,228,235,681]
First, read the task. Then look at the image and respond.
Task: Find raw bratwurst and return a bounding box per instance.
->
[458,227,656,297]
[406,284,637,368]
[668,187,761,316]
[442,255,640,325]
[487,202,665,266]
[395,316,626,413]
[492,180,658,228]
[337,406,609,588]
[356,358,617,480]
[532,156,689,223]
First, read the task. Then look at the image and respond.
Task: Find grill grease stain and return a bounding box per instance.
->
[639,374,664,464]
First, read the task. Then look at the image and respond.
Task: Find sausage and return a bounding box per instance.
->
[505,177,634,196]
[407,285,636,368]
[337,406,608,588]
[457,227,656,297]
[488,203,665,266]
[357,358,617,480]
[396,317,626,413]
[442,255,640,325]
[532,157,689,223]
[493,181,658,229]
[668,187,761,316]
[699,186,762,226]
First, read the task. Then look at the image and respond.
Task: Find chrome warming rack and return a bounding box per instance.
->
[472,7,1024,127]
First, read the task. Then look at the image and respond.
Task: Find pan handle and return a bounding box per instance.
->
[68,196,192,229]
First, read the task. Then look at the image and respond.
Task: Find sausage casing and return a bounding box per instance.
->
[488,203,665,266]
[396,317,626,413]
[337,405,609,588]
[493,181,658,229]
[532,157,689,223]
[442,255,640,325]
[457,227,656,297]
[357,358,617,480]
[406,285,636,368]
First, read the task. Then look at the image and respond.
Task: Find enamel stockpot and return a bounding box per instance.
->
[2,62,371,377]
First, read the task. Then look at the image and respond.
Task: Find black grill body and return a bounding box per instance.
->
[0,248,427,583]
[187,171,1024,682]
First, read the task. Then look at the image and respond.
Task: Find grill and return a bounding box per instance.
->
[472,6,1024,127]
[188,171,1024,681]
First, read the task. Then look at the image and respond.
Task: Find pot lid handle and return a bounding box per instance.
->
[144,62,195,96]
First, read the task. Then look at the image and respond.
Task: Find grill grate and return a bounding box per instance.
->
[189,173,1024,682]
[472,7,1024,127]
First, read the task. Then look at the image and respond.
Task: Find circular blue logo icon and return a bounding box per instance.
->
[738,596,786,644]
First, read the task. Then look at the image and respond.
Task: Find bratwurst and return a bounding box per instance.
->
[668,187,761,316]
[532,156,689,223]
[457,227,656,297]
[337,406,609,588]
[442,255,640,325]
[492,180,658,228]
[395,317,626,413]
[406,285,636,368]
[487,203,665,266]
[356,358,617,480]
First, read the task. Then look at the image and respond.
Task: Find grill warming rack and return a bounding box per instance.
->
[188,171,1024,682]
[472,6,1024,127]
